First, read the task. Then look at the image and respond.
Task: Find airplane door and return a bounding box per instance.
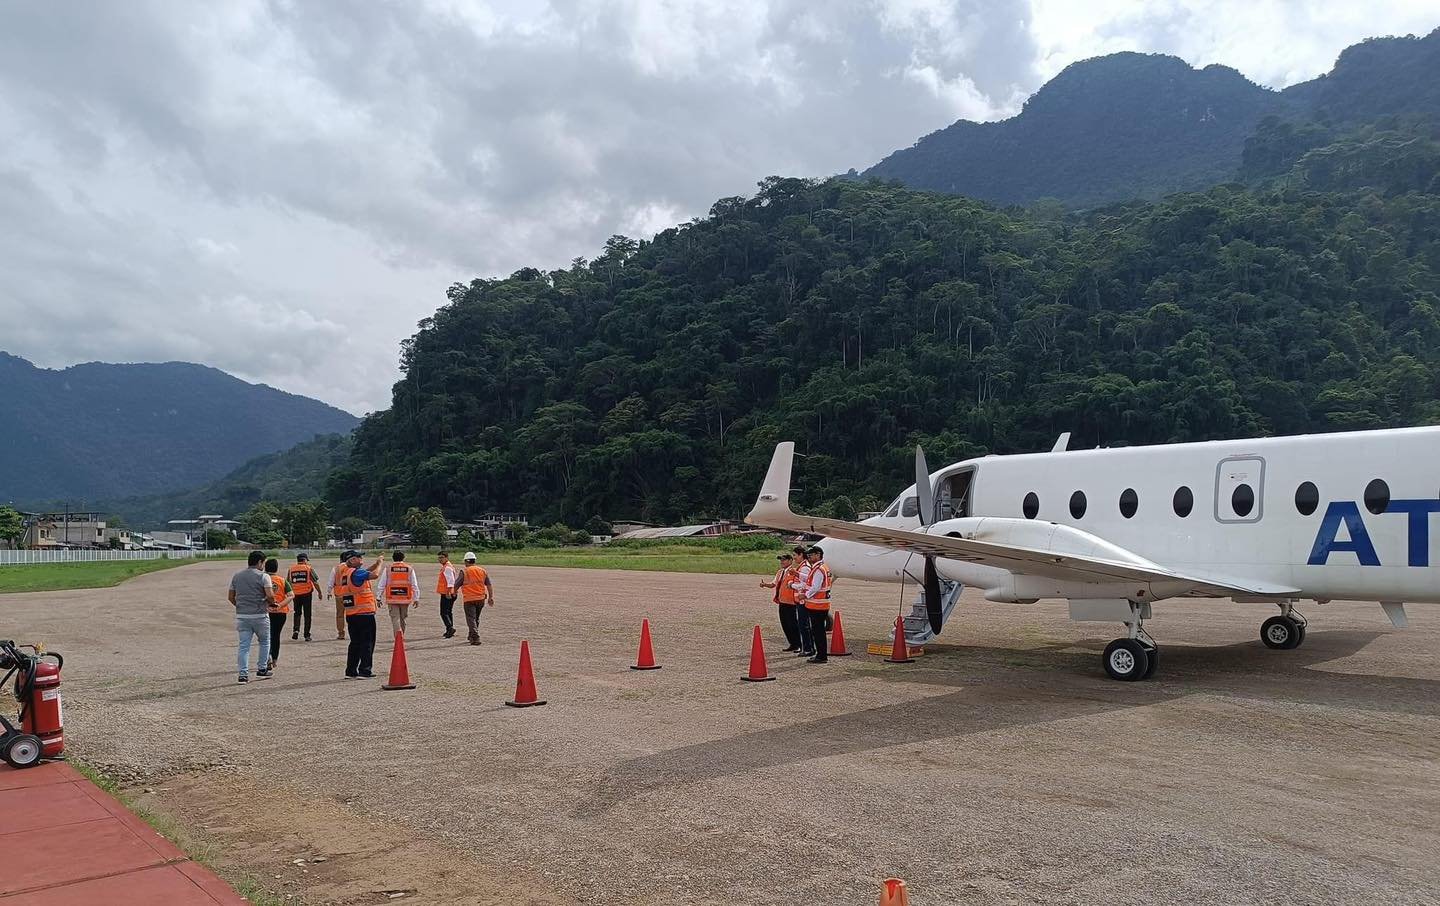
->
[1214,456,1265,523]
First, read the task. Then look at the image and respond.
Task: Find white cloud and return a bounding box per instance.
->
[0,1,1431,414]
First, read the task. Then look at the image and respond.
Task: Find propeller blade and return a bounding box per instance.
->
[914,446,934,527]
[923,556,944,635]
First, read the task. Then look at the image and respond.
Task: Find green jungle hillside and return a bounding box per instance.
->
[332,155,1440,526]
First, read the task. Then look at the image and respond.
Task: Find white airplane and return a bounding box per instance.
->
[745,427,1440,680]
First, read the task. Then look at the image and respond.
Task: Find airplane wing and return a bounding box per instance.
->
[745,442,1300,598]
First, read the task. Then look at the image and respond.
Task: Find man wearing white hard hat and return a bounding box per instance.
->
[450,551,495,645]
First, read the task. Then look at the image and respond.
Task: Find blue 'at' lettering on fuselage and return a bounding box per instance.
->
[1308,499,1440,567]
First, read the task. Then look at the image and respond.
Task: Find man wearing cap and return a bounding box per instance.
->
[801,546,834,664]
[336,549,383,677]
[287,552,321,642]
[760,552,803,651]
[451,552,495,646]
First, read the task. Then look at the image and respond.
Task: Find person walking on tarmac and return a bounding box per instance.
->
[435,551,459,638]
[380,550,420,635]
[789,545,814,656]
[760,552,803,651]
[336,549,382,677]
[453,551,495,646]
[288,552,320,642]
[801,546,833,664]
[229,550,275,683]
[264,557,291,671]
[327,552,347,641]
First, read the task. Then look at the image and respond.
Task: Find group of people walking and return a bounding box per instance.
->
[228,548,497,683]
[761,545,833,663]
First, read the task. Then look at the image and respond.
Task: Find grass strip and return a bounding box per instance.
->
[0,558,194,594]
[69,759,293,906]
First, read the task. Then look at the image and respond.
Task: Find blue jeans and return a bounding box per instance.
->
[236,613,270,676]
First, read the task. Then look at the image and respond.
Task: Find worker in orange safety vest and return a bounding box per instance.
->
[451,552,495,646]
[801,546,833,664]
[380,550,421,635]
[287,552,320,642]
[760,552,803,651]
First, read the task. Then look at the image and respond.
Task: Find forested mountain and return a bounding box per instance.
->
[106,434,353,529]
[332,168,1440,526]
[0,354,358,503]
[862,28,1440,207]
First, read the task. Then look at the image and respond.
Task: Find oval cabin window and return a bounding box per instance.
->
[1022,492,1039,519]
[1294,482,1319,516]
[1173,486,1194,518]
[1069,491,1087,520]
[1119,488,1138,519]
[1364,479,1390,516]
[1232,483,1255,517]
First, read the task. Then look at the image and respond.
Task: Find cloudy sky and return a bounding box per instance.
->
[2,1,1435,414]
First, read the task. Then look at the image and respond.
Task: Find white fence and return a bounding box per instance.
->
[0,548,215,566]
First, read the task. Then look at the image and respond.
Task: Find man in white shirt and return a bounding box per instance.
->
[788,545,814,656]
[435,551,459,639]
[379,550,422,635]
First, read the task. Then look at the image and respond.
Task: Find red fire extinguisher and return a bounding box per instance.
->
[1,640,63,767]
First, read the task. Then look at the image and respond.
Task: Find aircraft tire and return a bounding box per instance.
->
[1261,615,1301,650]
[1102,639,1149,681]
[1141,644,1159,679]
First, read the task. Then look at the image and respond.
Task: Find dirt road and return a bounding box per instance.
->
[5,560,1438,904]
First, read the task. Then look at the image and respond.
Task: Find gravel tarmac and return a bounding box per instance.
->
[4,560,1438,905]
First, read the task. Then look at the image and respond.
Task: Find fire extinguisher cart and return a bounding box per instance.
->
[0,640,64,769]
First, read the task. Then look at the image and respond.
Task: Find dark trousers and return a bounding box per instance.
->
[796,602,814,653]
[291,593,313,638]
[806,608,828,661]
[439,595,457,633]
[345,613,377,675]
[777,604,801,648]
[464,601,486,641]
[268,613,286,664]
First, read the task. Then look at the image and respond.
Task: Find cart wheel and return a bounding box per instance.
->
[2,733,43,768]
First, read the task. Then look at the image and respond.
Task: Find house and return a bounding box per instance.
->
[22,512,107,548]
[610,521,654,537]
[103,528,140,550]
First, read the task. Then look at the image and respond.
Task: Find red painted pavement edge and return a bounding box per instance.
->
[0,761,247,904]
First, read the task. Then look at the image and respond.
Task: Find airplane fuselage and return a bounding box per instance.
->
[823,426,1440,606]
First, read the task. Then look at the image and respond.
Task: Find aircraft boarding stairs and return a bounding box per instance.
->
[901,579,964,645]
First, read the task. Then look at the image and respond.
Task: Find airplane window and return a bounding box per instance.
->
[1023,492,1039,519]
[900,496,919,518]
[1232,483,1255,517]
[1295,482,1319,516]
[1069,490,1087,519]
[1119,488,1138,518]
[884,498,902,518]
[1364,479,1390,515]
[1173,486,1193,517]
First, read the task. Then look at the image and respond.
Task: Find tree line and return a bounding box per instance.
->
[330,154,1440,527]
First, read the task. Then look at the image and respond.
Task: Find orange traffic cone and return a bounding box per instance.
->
[381,630,416,690]
[886,615,915,664]
[830,610,852,656]
[741,625,776,682]
[505,640,548,707]
[879,878,910,905]
[631,618,662,670]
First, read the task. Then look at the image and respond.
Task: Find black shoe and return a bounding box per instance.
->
[238,675,249,684]
[304,636,313,642]
[807,656,828,664]
[292,632,299,640]
[345,671,358,678]
[357,671,376,678]
[782,645,799,652]
[798,650,814,657]
[443,629,455,638]
[256,670,272,679]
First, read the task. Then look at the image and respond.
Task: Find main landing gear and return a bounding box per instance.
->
[1261,603,1307,650]
[1102,601,1158,681]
